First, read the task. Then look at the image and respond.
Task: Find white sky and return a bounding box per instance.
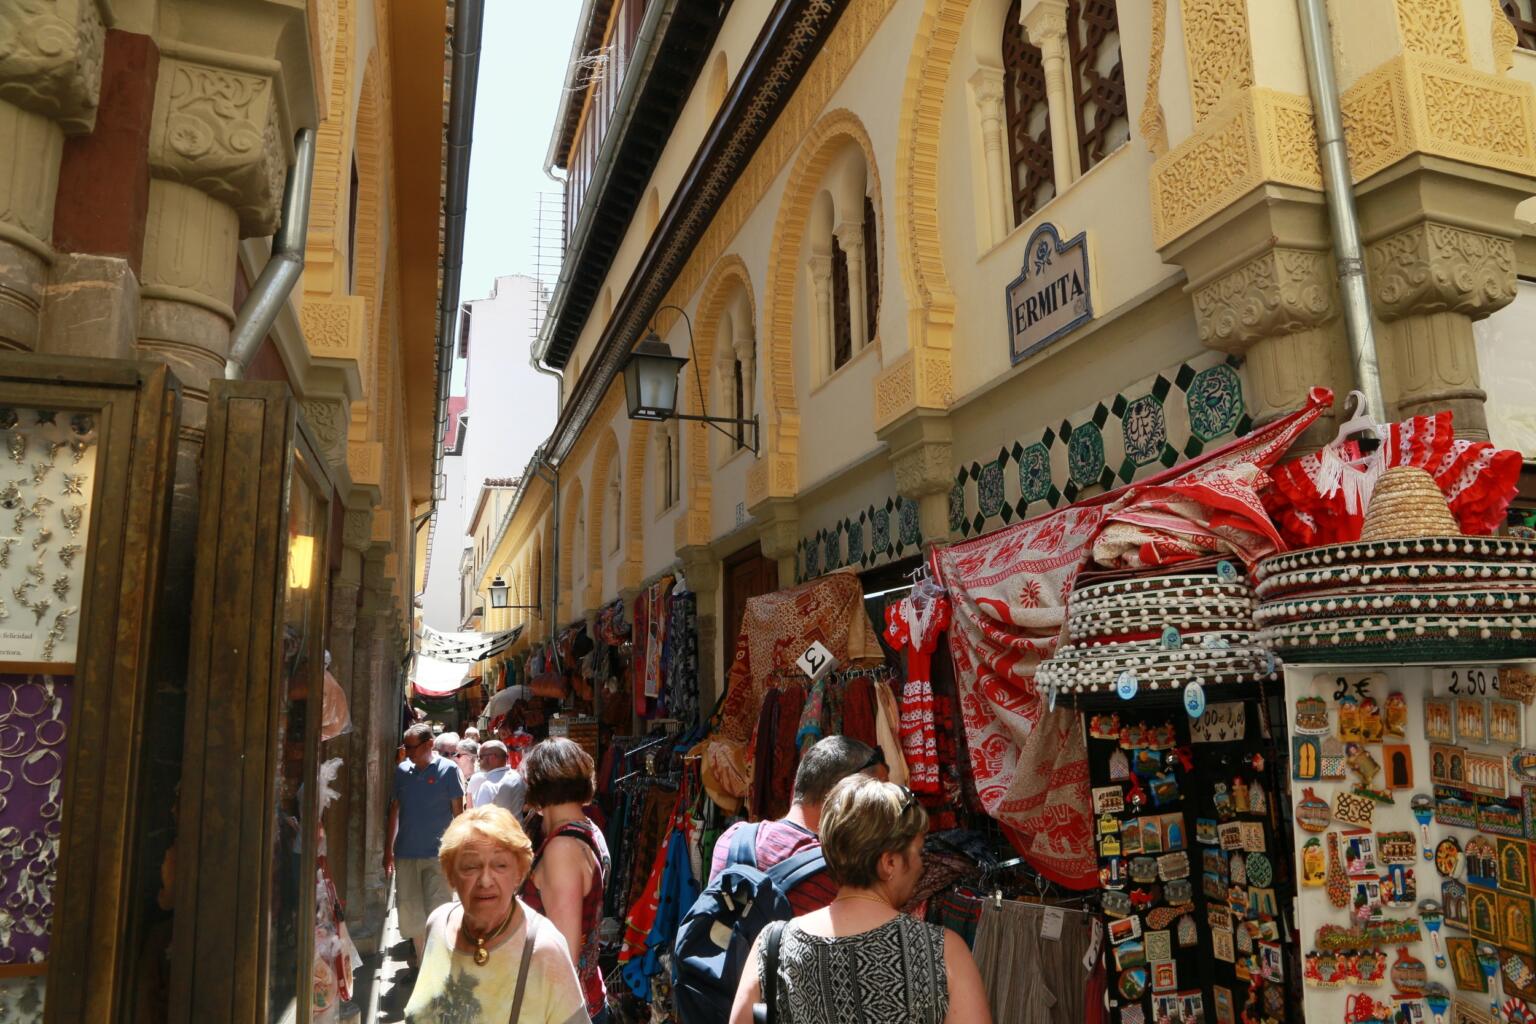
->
[450,1,582,394]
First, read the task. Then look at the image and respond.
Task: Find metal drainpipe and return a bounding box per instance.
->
[225,128,317,379]
[528,455,561,671]
[429,0,488,537]
[1296,0,1387,422]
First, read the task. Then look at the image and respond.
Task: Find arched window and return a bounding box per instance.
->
[605,459,621,555]
[1003,0,1054,224]
[1068,0,1129,171]
[807,149,879,380]
[714,293,756,457]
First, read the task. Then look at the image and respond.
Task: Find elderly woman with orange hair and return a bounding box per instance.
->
[404,805,587,1024]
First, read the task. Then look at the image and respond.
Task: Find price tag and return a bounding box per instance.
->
[796,640,838,682]
[1434,666,1500,697]
[1041,905,1065,941]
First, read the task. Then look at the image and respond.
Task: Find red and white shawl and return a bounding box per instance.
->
[933,388,1331,888]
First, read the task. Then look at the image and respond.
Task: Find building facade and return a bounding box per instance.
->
[474,0,1536,711]
[0,0,463,1018]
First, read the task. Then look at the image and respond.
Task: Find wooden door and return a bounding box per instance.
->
[169,382,336,1024]
[722,541,778,652]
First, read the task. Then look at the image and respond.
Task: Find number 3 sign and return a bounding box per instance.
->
[797,640,839,682]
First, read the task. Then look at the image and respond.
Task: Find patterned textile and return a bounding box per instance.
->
[621,814,698,1000]
[1262,408,1523,546]
[873,678,910,787]
[664,592,700,728]
[634,577,674,714]
[840,676,877,748]
[749,691,782,822]
[795,676,828,753]
[626,788,677,916]
[934,390,1330,888]
[884,594,951,794]
[717,571,879,735]
[764,685,807,820]
[928,889,983,949]
[760,915,949,1024]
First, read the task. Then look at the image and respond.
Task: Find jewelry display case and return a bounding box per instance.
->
[0,356,179,1024]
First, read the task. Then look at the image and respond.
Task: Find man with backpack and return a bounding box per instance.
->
[673,736,885,1022]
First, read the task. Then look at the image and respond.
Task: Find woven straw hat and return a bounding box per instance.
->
[1359,466,1459,541]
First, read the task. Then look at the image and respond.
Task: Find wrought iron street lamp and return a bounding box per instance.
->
[489,575,510,609]
[622,304,759,453]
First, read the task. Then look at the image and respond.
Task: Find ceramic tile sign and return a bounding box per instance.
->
[1005,222,1093,364]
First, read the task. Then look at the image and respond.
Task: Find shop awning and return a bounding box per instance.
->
[410,654,472,697]
[418,624,523,663]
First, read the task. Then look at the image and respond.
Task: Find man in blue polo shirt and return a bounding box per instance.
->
[386,722,463,963]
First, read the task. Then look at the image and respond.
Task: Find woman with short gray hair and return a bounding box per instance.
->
[728,775,991,1024]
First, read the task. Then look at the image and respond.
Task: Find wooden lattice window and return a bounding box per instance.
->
[1503,0,1536,49]
[862,195,879,344]
[831,235,852,370]
[1068,0,1129,172]
[1003,0,1055,224]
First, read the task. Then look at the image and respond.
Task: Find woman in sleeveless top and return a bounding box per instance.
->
[729,776,991,1024]
[521,738,612,1023]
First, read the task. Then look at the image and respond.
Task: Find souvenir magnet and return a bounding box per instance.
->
[1116,670,1139,700]
[1183,680,1206,719]
[1301,838,1325,886]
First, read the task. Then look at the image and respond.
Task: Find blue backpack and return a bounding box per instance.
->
[672,823,826,1024]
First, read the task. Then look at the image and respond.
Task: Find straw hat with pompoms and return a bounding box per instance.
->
[1358,466,1460,541]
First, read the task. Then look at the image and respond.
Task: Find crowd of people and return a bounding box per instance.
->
[387,724,991,1024]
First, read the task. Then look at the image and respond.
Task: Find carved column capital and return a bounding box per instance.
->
[676,545,719,596]
[1021,0,1069,55]
[342,508,374,554]
[1191,247,1338,353]
[149,52,291,237]
[0,0,108,134]
[301,395,350,472]
[1366,221,1517,322]
[752,497,800,583]
[969,66,1005,119]
[832,221,864,257]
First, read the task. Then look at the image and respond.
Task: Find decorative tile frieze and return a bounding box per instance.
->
[948,352,1251,538]
[794,495,922,584]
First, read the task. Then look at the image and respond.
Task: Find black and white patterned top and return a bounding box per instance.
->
[760,915,950,1024]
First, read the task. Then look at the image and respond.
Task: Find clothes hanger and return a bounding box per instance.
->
[1331,389,1381,452]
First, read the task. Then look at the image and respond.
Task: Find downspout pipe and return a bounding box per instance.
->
[1296,0,1387,423]
[531,455,561,670]
[431,0,487,522]
[225,127,317,379]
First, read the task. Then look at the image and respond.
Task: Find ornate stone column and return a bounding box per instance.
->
[734,331,756,429]
[0,0,108,352]
[351,547,396,950]
[807,253,833,372]
[754,498,800,590]
[676,545,721,710]
[833,221,867,348]
[1022,0,1077,188]
[880,410,954,549]
[969,67,1010,248]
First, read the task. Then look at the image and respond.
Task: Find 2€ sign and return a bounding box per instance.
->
[797,640,839,682]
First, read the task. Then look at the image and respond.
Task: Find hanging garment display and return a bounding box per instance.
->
[702,570,883,806]
[972,898,1099,1024]
[935,390,1329,888]
[885,580,951,794]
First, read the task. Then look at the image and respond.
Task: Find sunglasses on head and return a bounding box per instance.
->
[894,784,918,816]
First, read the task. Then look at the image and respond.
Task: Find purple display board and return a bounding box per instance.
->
[0,673,72,966]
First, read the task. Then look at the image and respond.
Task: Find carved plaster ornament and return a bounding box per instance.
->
[60,506,82,538]
[56,544,79,569]
[61,474,84,497]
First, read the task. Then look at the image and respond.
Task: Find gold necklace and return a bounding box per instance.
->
[833,891,893,909]
[459,902,518,966]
